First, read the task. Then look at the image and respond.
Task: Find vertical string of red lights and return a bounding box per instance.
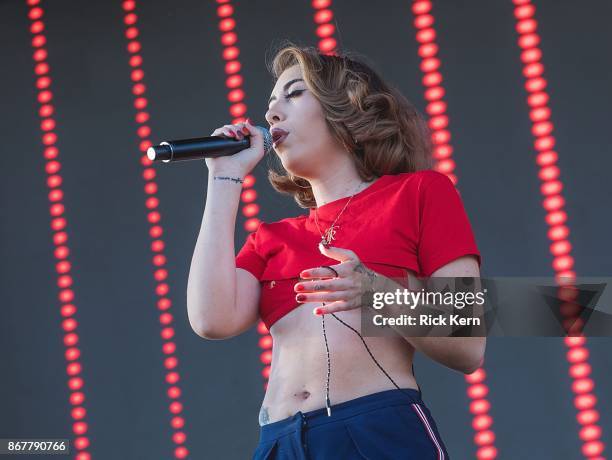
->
[410,1,498,459]
[511,1,606,458]
[119,2,189,458]
[25,1,93,458]
[213,0,271,390]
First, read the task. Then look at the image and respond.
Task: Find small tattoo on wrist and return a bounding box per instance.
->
[213,175,244,184]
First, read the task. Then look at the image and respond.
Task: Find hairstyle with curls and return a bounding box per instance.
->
[266,43,434,209]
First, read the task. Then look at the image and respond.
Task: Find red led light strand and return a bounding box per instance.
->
[25,1,92,458]
[511,1,606,458]
[119,2,189,458]
[214,0,271,389]
[411,2,498,458]
[311,0,338,55]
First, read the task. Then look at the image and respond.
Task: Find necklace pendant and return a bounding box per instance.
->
[322,226,337,247]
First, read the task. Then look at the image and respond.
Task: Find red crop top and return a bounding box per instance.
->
[235,170,482,330]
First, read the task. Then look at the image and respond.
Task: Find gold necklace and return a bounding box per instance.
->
[314,181,365,247]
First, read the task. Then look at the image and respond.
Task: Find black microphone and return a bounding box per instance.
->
[147,126,273,163]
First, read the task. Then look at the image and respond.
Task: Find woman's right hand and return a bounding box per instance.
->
[205,119,266,177]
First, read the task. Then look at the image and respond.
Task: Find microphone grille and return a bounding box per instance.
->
[256,126,274,154]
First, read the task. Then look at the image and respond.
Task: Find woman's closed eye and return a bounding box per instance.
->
[285,89,305,100]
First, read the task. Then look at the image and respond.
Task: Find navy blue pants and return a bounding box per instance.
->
[252,388,449,459]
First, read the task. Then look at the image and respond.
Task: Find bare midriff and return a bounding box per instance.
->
[258,285,420,426]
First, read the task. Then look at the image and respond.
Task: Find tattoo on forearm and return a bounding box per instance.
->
[259,406,270,426]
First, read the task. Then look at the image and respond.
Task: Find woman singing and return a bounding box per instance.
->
[187,44,485,459]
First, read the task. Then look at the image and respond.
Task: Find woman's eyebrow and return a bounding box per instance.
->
[268,78,304,105]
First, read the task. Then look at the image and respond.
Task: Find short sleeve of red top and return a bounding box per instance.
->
[235,170,481,330]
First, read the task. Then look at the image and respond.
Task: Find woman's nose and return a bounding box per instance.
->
[265,104,283,125]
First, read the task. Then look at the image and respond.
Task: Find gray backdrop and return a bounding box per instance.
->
[1,0,610,458]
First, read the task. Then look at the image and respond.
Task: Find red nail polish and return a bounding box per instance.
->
[296,294,306,302]
[295,284,305,291]
[314,308,322,315]
[301,271,310,278]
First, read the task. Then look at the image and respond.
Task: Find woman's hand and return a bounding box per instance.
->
[206,118,266,177]
[294,243,379,315]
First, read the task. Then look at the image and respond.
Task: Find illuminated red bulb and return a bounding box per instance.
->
[245,217,261,232]
[472,414,493,430]
[33,48,47,61]
[122,0,135,11]
[66,362,81,376]
[420,57,440,73]
[129,55,143,67]
[550,240,571,256]
[156,283,170,296]
[45,160,60,174]
[58,275,73,289]
[542,194,564,211]
[476,446,497,460]
[534,135,554,151]
[70,392,85,405]
[149,225,163,238]
[242,203,260,217]
[422,72,442,87]
[319,38,336,53]
[467,384,489,399]
[316,23,335,38]
[465,368,486,384]
[164,357,178,369]
[527,91,548,107]
[47,175,62,188]
[518,33,540,49]
[137,126,151,139]
[230,102,247,117]
[41,118,55,131]
[258,335,273,348]
[221,32,237,46]
[163,342,176,355]
[572,378,594,394]
[525,77,547,92]
[228,89,245,103]
[171,416,185,429]
[71,406,86,420]
[217,4,234,17]
[73,421,88,435]
[426,100,446,116]
[35,62,50,75]
[577,409,599,425]
[175,447,189,459]
[226,74,243,88]
[223,46,240,60]
[151,239,165,252]
[516,18,537,34]
[521,47,542,63]
[432,130,451,145]
[241,189,257,202]
[416,28,435,43]
[56,260,71,274]
[31,34,46,47]
[166,372,180,384]
[414,14,434,29]
[168,386,181,399]
[169,401,183,414]
[418,43,438,59]
[74,437,89,449]
[314,9,333,23]
[582,440,604,457]
[225,60,241,74]
[28,7,43,20]
[530,107,550,122]
[262,365,271,379]
[514,4,535,19]
[76,451,91,460]
[155,269,169,282]
[219,18,236,32]
[161,327,175,340]
[474,430,495,446]
[469,399,491,414]
[567,347,589,362]
[173,431,187,444]
[523,62,544,78]
[256,321,269,335]
[68,376,84,390]
[260,350,272,364]
[125,27,138,39]
[553,255,574,271]
[38,90,53,103]
[412,1,432,15]
[312,0,331,8]
[423,87,444,103]
[30,20,44,33]
[124,13,137,25]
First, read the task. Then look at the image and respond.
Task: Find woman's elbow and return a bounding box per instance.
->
[460,337,486,374]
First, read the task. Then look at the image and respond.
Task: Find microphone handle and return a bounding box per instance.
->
[148,136,251,162]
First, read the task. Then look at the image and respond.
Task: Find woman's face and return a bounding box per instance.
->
[265,64,342,177]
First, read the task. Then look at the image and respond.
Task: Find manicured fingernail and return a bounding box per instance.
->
[313,308,323,315]
[295,284,305,291]
[296,294,306,302]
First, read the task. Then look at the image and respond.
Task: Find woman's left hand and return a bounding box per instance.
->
[294,242,379,316]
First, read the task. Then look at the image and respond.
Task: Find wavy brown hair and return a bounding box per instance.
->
[266,43,433,208]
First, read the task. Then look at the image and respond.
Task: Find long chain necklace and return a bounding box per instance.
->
[313,181,365,248]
